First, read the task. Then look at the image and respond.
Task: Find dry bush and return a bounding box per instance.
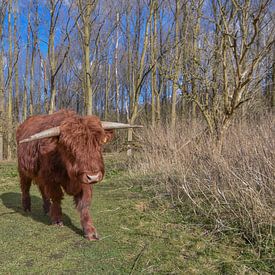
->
[130,117,274,250]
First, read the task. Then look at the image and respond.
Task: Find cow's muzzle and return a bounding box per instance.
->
[86,172,102,184]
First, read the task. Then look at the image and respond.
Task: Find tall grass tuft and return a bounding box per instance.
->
[130,117,274,252]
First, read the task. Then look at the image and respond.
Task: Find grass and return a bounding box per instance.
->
[0,155,273,274]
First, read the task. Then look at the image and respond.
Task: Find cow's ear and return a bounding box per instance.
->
[39,137,58,155]
[101,130,114,144]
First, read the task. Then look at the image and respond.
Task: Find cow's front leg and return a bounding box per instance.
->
[46,184,64,226]
[74,184,98,241]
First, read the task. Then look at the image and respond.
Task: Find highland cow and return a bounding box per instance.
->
[16,109,141,240]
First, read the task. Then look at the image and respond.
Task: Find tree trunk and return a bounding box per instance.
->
[171,0,180,131]
[48,0,57,114]
[0,133,3,161]
[77,0,98,116]
[43,58,48,113]
[23,10,31,121]
[84,25,92,115]
[150,2,157,126]
[30,0,39,115]
[37,53,41,114]
[0,11,4,120]
[130,3,153,124]
[104,64,111,120]
[7,0,13,160]
[13,0,19,122]
[30,42,35,115]
[156,93,161,123]
[115,12,120,121]
[271,50,275,113]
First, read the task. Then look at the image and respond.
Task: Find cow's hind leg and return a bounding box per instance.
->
[74,185,98,241]
[38,185,51,214]
[19,173,32,212]
[46,184,64,226]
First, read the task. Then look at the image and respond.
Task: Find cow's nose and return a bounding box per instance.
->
[86,172,102,183]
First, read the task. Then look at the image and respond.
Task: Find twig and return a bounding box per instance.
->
[98,207,120,213]
[99,235,112,241]
[129,244,148,275]
[176,127,209,152]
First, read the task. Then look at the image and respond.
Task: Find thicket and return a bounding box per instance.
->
[130,114,274,253]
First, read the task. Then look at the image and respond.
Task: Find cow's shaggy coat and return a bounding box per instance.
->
[16,110,113,240]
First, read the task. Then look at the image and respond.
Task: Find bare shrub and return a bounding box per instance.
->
[130,117,274,250]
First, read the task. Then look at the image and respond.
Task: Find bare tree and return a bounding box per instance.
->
[115,11,120,121]
[29,0,39,115]
[104,63,111,120]
[170,0,181,130]
[125,1,154,155]
[13,0,19,122]
[77,0,98,115]
[7,0,13,159]
[0,0,7,120]
[0,0,7,160]
[181,0,274,150]
[23,7,30,121]
[48,0,62,113]
[150,0,157,126]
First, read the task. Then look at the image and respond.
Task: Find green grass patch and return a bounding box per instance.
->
[0,155,273,274]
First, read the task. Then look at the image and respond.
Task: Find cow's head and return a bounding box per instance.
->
[19,115,142,185]
[57,115,114,184]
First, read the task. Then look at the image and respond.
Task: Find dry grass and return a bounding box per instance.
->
[130,117,274,252]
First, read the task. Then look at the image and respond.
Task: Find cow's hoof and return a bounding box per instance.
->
[85,232,99,241]
[23,206,31,212]
[52,221,64,227]
[22,197,31,212]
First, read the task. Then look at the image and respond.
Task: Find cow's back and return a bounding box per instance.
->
[17,110,76,177]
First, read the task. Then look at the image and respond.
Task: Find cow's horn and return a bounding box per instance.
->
[101,121,143,130]
[19,127,60,144]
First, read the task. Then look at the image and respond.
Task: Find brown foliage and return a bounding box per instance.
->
[131,117,274,249]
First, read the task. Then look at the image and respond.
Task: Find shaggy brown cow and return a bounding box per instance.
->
[16,109,141,240]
